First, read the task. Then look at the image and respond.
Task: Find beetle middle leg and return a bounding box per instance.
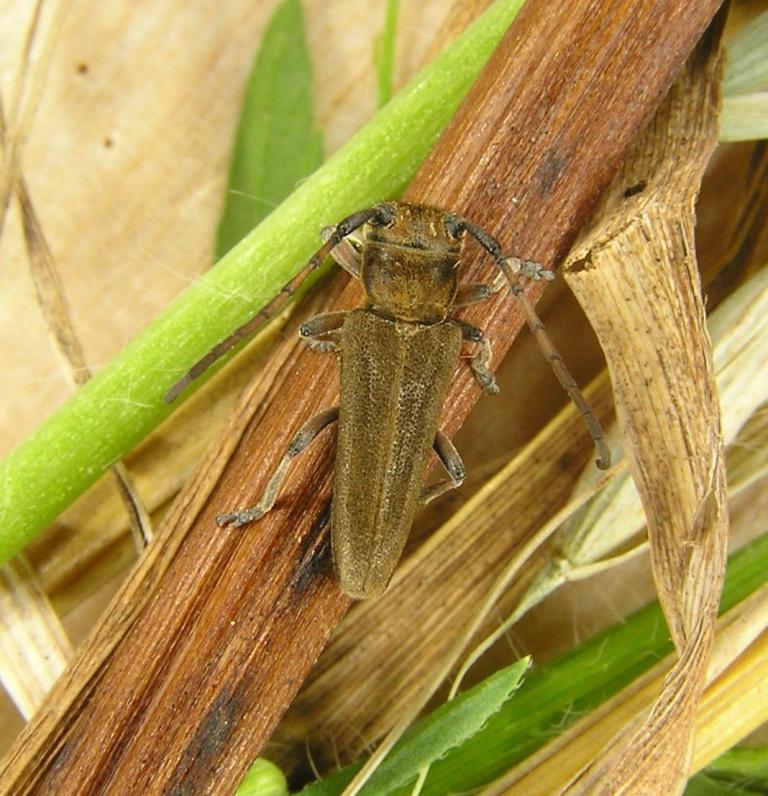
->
[419,430,465,506]
[300,311,348,353]
[454,320,500,395]
[217,407,339,528]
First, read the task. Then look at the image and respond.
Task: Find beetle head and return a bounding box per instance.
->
[360,203,462,322]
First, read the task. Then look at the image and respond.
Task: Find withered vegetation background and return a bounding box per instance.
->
[0,1,767,794]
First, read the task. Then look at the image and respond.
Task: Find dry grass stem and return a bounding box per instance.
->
[0,556,71,720]
[560,21,727,794]
[0,0,71,238]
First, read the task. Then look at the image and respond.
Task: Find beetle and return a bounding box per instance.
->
[165,202,610,598]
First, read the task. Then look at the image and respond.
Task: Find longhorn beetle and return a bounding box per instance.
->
[165,202,610,599]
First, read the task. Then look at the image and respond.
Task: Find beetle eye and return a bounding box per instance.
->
[444,216,463,239]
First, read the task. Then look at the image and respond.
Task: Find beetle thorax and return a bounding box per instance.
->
[361,242,459,323]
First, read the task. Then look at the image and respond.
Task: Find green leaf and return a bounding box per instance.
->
[0,0,527,566]
[684,773,753,796]
[374,0,400,108]
[685,746,768,796]
[301,658,530,795]
[215,0,324,258]
[236,758,289,796]
[297,530,768,795]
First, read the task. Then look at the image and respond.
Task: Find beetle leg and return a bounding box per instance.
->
[300,311,348,353]
[165,204,395,404]
[446,215,611,470]
[455,320,500,395]
[216,407,339,528]
[452,281,500,307]
[419,430,465,506]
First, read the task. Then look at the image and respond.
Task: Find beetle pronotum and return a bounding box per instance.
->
[166,202,610,598]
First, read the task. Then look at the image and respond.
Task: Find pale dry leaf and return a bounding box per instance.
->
[514,259,768,629]
[0,0,71,240]
[0,555,71,719]
[560,19,727,796]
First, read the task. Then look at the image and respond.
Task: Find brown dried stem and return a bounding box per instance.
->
[0,1,724,794]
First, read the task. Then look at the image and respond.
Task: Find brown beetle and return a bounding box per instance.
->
[166,202,609,598]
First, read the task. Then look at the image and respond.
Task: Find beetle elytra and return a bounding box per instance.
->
[165,202,610,598]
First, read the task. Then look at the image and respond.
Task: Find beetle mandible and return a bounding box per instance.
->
[165,202,610,598]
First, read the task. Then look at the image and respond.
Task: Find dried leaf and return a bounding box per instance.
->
[560,19,727,795]
[0,556,71,718]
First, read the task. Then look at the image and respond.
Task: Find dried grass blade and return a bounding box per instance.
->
[0,555,71,718]
[0,0,71,241]
[517,258,768,626]
[560,20,727,795]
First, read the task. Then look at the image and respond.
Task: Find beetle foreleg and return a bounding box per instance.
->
[216,407,339,528]
[419,430,465,506]
[300,311,348,353]
[164,204,394,404]
[455,321,500,395]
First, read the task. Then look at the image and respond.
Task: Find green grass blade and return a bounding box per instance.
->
[299,658,530,795]
[236,758,289,796]
[374,0,400,108]
[686,747,768,795]
[296,530,768,795]
[0,0,526,565]
[215,0,324,258]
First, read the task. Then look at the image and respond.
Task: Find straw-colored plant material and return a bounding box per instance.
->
[0,0,70,239]
[0,556,71,719]
[559,25,727,795]
[509,249,768,635]
[0,5,152,717]
[720,9,768,142]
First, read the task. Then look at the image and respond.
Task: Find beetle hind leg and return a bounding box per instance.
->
[217,407,339,528]
[419,430,465,506]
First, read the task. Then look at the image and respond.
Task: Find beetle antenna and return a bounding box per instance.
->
[458,219,611,470]
[164,205,391,404]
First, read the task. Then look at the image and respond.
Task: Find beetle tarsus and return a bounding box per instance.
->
[216,508,265,528]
